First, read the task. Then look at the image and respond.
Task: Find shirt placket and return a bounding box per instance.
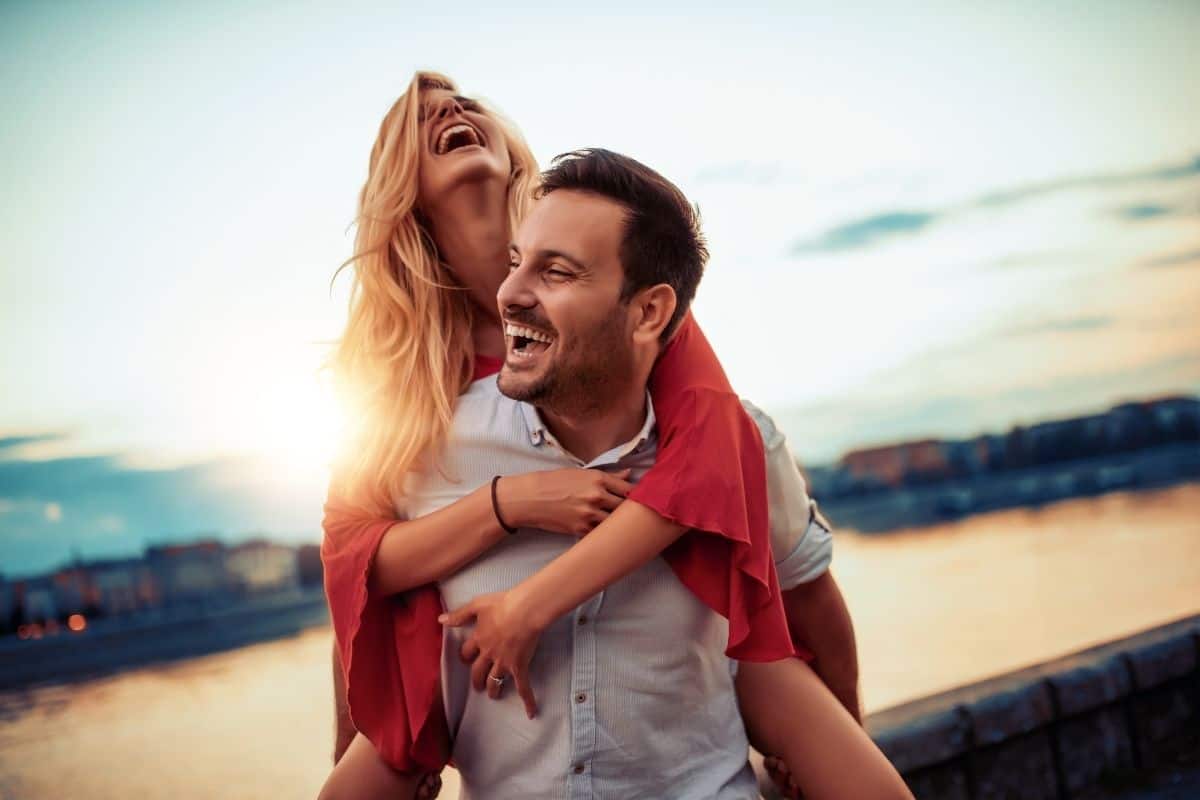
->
[566,591,604,799]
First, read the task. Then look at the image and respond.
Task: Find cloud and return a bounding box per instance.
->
[1000,315,1116,337]
[0,432,66,455]
[1115,203,1174,220]
[972,155,1200,209]
[1139,248,1200,270]
[789,153,1200,256]
[791,210,937,254]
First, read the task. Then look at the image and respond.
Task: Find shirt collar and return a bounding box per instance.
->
[519,392,657,467]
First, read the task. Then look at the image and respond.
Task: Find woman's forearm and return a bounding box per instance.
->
[370,483,508,595]
[513,500,685,630]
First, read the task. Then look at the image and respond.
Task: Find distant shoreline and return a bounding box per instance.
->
[0,588,330,691]
[819,443,1200,534]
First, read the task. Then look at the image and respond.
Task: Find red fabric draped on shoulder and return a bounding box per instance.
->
[322,315,797,772]
[632,313,796,662]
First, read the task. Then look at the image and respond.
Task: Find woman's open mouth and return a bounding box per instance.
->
[435,123,483,155]
[505,322,555,361]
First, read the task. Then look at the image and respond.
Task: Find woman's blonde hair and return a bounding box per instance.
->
[327,71,540,515]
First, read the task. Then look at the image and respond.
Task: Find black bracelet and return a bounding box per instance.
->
[490,475,518,535]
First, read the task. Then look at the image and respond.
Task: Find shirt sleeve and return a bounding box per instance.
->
[320,481,449,773]
[741,398,834,590]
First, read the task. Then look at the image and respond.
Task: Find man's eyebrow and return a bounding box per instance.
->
[536,249,588,271]
[509,243,588,271]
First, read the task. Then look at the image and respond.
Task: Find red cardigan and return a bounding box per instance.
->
[321,315,803,773]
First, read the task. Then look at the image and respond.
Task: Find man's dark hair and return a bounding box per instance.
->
[538,149,708,341]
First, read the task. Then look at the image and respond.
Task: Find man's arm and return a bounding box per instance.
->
[744,398,863,723]
[782,569,862,723]
[332,642,357,764]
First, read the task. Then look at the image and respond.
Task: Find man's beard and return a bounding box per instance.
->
[499,308,635,417]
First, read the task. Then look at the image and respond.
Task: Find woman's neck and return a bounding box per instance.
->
[426,185,511,359]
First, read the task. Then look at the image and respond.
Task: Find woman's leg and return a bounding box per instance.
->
[735,658,913,800]
[317,733,439,800]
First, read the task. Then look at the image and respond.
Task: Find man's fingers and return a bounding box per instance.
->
[470,656,493,692]
[512,667,538,719]
[459,636,480,664]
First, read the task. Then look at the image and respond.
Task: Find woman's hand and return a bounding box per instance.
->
[416,772,442,799]
[495,468,633,536]
[763,754,803,799]
[440,588,545,720]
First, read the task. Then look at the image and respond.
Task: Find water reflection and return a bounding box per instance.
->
[1,484,1197,799]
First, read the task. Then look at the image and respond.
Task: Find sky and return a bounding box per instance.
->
[2,0,1198,575]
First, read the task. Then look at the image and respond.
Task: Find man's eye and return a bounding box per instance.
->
[545,268,572,279]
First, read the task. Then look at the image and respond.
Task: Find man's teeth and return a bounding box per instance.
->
[436,123,478,154]
[504,323,554,344]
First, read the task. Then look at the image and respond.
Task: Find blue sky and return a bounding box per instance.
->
[2,0,1198,575]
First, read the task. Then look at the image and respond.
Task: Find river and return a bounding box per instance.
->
[1,483,1197,799]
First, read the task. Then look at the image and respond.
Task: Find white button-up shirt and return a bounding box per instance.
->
[400,376,833,799]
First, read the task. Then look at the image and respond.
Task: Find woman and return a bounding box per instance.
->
[319,71,911,800]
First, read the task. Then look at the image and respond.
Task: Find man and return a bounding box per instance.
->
[335,149,861,798]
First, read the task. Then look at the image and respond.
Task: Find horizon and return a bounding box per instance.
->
[3,1,1198,574]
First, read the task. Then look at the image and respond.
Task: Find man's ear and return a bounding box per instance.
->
[631,284,677,345]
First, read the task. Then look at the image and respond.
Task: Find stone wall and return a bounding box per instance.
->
[856,615,1200,799]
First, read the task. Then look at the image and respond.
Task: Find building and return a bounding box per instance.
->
[22,577,58,623]
[224,539,299,595]
[87,558,158,616]
[145,539,232,607]
[840,439,951,489]
[50,566,91,618]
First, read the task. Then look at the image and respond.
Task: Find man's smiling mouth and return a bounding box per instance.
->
[505,322,555,360]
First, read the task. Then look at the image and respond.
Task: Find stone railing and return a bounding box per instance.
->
[852,614,1200,799]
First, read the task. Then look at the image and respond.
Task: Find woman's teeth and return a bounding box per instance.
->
[436,123,481,154]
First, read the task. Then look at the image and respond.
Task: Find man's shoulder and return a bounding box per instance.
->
[738,397,785,450]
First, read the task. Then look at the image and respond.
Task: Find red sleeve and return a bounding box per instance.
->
[629,314,811,663]
[320,484,449,773]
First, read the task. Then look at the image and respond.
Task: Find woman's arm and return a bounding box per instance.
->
[440,500,685,715]
[369,468,633,596]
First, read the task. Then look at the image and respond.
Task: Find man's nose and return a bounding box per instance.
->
[497,264,537,317]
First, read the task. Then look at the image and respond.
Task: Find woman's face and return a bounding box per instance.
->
[416,88,511,211]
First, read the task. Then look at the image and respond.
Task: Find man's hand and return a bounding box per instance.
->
[439,589,544,719]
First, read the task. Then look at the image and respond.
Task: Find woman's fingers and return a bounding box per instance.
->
[470,656,494,692]
[486,663,506,700]
[512,665,538,720]
[459,636,481,664]
[597,492,624,512]
[601,470,634,497]
[438,600,477,627]
[416,772,442,799]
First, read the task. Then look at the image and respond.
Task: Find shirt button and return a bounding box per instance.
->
[573,762,585,774]
[575,692,587,704]
[577,615,588,626]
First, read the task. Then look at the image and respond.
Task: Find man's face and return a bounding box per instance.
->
[496,190,636,414]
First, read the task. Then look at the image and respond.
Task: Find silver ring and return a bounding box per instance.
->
[489,675,505,686]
